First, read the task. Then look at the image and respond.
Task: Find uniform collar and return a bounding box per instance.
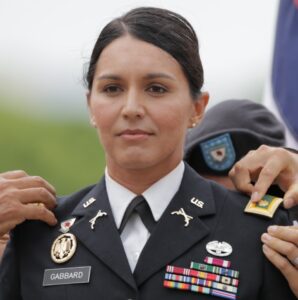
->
[105,161,185,228]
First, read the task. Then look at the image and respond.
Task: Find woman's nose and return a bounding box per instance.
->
[121,90,145,119]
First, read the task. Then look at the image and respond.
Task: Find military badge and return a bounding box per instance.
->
[244,194,283,218]
[200,133,236,172]
[89,210,108,230]
[59,218,76,234]
[171,208,193,227]
[51,233,77,264]
[206,241,233,257]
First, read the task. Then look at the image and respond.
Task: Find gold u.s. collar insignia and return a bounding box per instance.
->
[244,194,283,218]
[51,233,77,264]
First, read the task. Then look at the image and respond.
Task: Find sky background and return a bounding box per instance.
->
[0,0,279,120]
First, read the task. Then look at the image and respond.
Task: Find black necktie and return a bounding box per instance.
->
[119,195,156,234]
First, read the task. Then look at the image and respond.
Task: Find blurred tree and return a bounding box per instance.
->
[0,106,105,195]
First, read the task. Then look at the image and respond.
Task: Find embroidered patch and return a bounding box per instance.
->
[200,133,236,172]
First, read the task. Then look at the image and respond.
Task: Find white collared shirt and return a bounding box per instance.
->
[105,161,185,271]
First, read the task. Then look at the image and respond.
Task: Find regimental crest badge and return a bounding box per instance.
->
[51,233,77,264]
[200,133,236,172]
[59,218,76,234]
[244,194,283,218]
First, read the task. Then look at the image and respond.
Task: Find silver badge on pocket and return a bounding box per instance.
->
[206,240,233,257]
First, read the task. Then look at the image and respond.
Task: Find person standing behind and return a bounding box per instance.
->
[184,98,298,297]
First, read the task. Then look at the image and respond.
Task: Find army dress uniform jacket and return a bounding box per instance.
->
[0,164,296,300]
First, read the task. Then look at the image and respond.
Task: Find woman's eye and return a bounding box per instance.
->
[103,85,122,94]
[147,85,167,94]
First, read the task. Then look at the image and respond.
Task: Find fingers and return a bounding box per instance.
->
[267,225,298,246]
[0,173,57,209]
[261,233,298,263]
[2,188,56,210]
[0,234,9,242]
[251,158,284,202]
[23,204,57,226]
[0,171,58,236]
[4,176,56,197]
[262,225,298,297]
[262,244,298,297]
[0,170,28,180]
[284,183,298,209]
[229,162,255,194]
[262,226,298,264]
[0,202,58,236]
[229,145,298,205]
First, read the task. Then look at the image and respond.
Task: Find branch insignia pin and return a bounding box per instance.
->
[171,208,193,227]
[89,210,107,230]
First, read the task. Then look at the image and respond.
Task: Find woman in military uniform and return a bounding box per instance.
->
[0,7,296,299]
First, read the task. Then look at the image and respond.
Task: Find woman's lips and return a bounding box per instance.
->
[118,129,153,141]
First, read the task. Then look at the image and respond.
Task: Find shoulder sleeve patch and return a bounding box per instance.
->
[244,194,283,218]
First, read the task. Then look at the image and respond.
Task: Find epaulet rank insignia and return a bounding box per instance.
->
[244,194,283,218]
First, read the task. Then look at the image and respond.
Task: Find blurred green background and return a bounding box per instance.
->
[0,101,105,195]
[0,0,279,195]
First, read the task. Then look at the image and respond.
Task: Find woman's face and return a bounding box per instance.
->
[88,35,208,177]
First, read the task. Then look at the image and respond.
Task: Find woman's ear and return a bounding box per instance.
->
[188,92,209,128]
[86,91,97,128]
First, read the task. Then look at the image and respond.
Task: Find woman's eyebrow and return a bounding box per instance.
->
[96,74,122,81]
[144,73,176,81]
[95,72,176,81]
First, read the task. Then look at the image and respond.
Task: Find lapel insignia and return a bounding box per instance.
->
[51,233,77,264]
[206,241,233,257]
[89,210,107,230]
[171,208,193,227]
[164,258,240,299]
[244,194,283,218]
[190,197,204,208]
[59,218,76,234]
[83,197,96,208]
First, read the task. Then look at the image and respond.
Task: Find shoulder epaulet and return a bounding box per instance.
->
[244,194,283,218]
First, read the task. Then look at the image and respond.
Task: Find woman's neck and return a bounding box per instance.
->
[106,160,182,194]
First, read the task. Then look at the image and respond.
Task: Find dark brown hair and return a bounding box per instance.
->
[85,7,204,99]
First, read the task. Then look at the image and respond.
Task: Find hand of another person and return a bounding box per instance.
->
[0,234,9,257]
[229,145,298,208]
[0,170,57,237]
[261,225,298,297]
